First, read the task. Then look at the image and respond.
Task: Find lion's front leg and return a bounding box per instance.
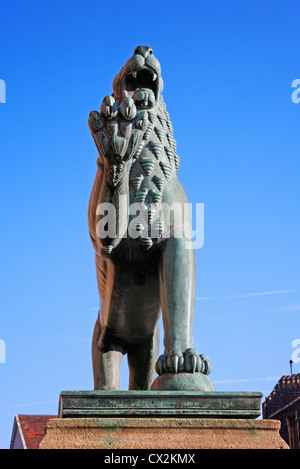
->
[157,236,211,376]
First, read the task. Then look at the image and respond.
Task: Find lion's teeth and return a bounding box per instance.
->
[132,71,137,78]
[152,72,157,81]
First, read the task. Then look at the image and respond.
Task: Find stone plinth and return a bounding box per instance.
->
[39,417,288,449]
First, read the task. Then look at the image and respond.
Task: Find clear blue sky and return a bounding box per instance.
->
[1,0,300,449]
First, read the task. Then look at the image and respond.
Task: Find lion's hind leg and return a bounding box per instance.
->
[92,316,124,390]
[127,322,159,390]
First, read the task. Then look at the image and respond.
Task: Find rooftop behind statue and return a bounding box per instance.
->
[88,46,214,392]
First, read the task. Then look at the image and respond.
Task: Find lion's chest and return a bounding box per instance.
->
[127,106,179,248]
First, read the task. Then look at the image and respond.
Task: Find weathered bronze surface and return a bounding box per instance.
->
[88,46,213,391]
[150,372,215,391]
[59,391,263,419]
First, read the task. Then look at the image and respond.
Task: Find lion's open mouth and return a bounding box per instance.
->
[123,67,158,100]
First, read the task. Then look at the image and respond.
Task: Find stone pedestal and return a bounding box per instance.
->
[38,391,288,449]
[39,417,288,449]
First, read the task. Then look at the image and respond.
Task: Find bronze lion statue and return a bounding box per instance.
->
[88,46,212,391]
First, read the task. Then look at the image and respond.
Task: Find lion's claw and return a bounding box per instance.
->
[100,95,118,119]
[155,349,211,376]
[119,97,137,120]
[184,348,199,373]
[167,353,182,373]
[199,354,212,375]
[88,111,103,133]
[155,354,167,375]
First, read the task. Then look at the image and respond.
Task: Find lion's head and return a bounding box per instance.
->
[112,46,163,106]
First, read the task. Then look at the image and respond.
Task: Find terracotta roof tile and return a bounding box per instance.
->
[17,415,57,449]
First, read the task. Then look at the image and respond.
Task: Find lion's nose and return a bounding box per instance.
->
[134,46,153,58]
